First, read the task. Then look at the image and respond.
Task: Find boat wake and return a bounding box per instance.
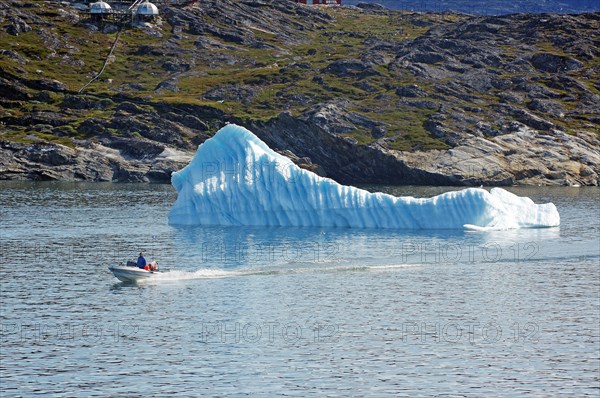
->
[140,262,425,283]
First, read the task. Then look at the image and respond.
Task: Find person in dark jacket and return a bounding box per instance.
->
[137,252,147,269]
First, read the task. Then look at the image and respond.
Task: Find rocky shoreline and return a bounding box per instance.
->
[0,1,598,186]
[3,109,597,186]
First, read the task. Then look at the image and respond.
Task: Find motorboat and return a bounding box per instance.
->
[108,262,159,283]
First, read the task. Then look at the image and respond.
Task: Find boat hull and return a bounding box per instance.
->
[108,265,158,282]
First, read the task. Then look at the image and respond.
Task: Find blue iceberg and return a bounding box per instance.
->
[169,124,560,230]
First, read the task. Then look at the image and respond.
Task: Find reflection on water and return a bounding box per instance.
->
[0,182,598,396]
[168,223,565,272]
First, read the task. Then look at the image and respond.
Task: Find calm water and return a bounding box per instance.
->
[1,182,598,396]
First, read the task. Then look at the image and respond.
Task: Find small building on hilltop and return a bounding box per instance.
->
[136,0,160,21]
[89,1,113,14]
[295,0,342,5]
[89,1,113,20]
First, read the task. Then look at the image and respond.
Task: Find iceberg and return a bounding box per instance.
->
[169,124,560,230]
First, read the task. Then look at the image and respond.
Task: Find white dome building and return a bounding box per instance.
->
[136,1,159,16]
[89,1,112,14]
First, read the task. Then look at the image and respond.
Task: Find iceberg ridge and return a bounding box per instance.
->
[169,124,560,230]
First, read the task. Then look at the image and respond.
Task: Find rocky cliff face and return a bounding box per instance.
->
[0,1,598,185]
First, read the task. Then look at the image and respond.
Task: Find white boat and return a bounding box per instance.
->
[108,263,159,283]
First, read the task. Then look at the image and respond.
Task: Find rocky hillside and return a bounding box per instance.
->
[0,0,598,185]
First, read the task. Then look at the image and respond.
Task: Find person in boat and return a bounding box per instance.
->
[137,252,147,269]
[147,261,158,272]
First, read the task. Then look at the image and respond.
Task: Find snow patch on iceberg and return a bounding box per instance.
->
[169,124,560,230]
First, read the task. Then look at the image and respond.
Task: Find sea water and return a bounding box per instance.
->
[0,182,598,396]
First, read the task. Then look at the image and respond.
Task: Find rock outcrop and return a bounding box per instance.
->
[0,140,191,183]
[0,1,598,186]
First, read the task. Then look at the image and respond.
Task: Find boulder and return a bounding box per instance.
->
[6,15,31,35]
[530,53,583,73]
[27,78,68,92]
[0,77,30,100]
[102,138,165,160]
[395,84,426,98]
[60,95,109,110]
[322,59,379,78]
